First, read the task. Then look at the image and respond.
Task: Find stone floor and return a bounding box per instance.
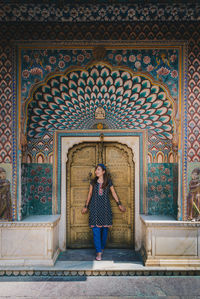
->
[58,248,142,262]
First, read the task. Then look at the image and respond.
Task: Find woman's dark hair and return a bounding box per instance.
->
[91,164,110,189]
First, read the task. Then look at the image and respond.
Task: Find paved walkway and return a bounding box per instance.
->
[0,276,200,298]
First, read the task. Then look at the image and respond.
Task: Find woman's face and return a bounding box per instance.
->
[95,166,105,177]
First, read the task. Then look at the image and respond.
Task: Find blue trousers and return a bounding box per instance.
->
[92,227,108,253]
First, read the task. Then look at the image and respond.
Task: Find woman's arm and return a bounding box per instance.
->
[81,184,93,214]
[110,185,126,212]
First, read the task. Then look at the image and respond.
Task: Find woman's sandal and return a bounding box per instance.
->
[95,253,102,261]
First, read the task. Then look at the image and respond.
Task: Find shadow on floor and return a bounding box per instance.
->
[58,248,142,262]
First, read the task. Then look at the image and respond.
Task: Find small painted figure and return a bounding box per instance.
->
[0,167,12,221]
[187,168,200,221]
[81,164,126,261]
[95,106,106,120]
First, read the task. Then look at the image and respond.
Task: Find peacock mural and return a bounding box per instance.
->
[26,63,175,140]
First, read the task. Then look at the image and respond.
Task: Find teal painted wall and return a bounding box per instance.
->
[147,163,178,217]
[21,163,52,217]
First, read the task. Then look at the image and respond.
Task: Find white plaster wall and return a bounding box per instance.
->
[59,134,145,251]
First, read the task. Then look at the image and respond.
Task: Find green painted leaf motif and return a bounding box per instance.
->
[96,77,103,88]
[35,92,43,101]
[158,92,166,100]
[69,80,77,89]
[38,101,48,109]
[132,76,141,84]
[50,79,60,88]
[31,116,40,123]
[121,71,131,81]
[42,85,51,93]
[149,115,159,121]
[159,115,170,123]
[33,108,43,115]
[130,94,139,102]
[55,110,64,115]
[91,68,99,80]
[141,80,150,89]
[114,77,123,89]
[111,70,120,80]
[156,107,168,115]
[44,94,53,102]
[142,103,151,110]
[152,100,163,109]
[151,86,159,93]
[49,119,57,124]
[108,85,115,95]
[162,132,172,139]
[60,76,68,85]
[69,89,77,98]
[78,78,86,89]
[140,88,150,98]
[162,124,172,131]
[70,72,79,81]
[61,92,70,101]
[80,71,88,80]
[132,83,141,93]
[144,120,153,125]
[116,87,124,97]
[146,94,157,103]
[49,103,59,110]
[136,98,145,106]
[54,97,64,105]
[100,85,107,94]
[101,67,109,79]
[87,77,95,88]
[146,108,156,115]
[93,85,99,95]
[51,88,60,97]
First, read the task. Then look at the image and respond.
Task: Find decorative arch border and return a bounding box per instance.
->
[22,60,177,137]
[53,129,147,251]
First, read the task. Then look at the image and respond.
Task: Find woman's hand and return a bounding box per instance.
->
[81,207,88,214]
[119,205,126,212]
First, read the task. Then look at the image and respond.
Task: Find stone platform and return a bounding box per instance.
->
[0,249,199,277]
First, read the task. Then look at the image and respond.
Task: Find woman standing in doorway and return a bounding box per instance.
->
[81,164,126,261]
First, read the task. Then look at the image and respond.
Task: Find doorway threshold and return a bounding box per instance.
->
[58,249,142,262]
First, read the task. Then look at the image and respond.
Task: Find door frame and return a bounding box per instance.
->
[53,129,148,251]
[66,141,135,249]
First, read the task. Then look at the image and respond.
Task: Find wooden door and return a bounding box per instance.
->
[66,142,134,248]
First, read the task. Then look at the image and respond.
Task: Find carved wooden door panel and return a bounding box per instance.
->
[104,143,134,248]
[67,142,134,249]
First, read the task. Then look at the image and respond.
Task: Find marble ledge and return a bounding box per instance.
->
[0,215,61,227]
[140,215,200,227]
[0,260,200,272]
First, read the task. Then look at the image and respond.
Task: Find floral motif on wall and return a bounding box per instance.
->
[21,48,179,100]
[0,3,200,22]
[21,163,52,216]
[147,163,178,216]
[106,49,178,99]
[21,49,92,100]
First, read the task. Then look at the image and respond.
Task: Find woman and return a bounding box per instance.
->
[81,163,126,261]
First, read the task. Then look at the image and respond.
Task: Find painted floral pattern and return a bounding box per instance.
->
[107,49,179,99]
[21,48,179,100]
[21,163,52,216]
[0,3,200,22]
[147,163,178,216]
